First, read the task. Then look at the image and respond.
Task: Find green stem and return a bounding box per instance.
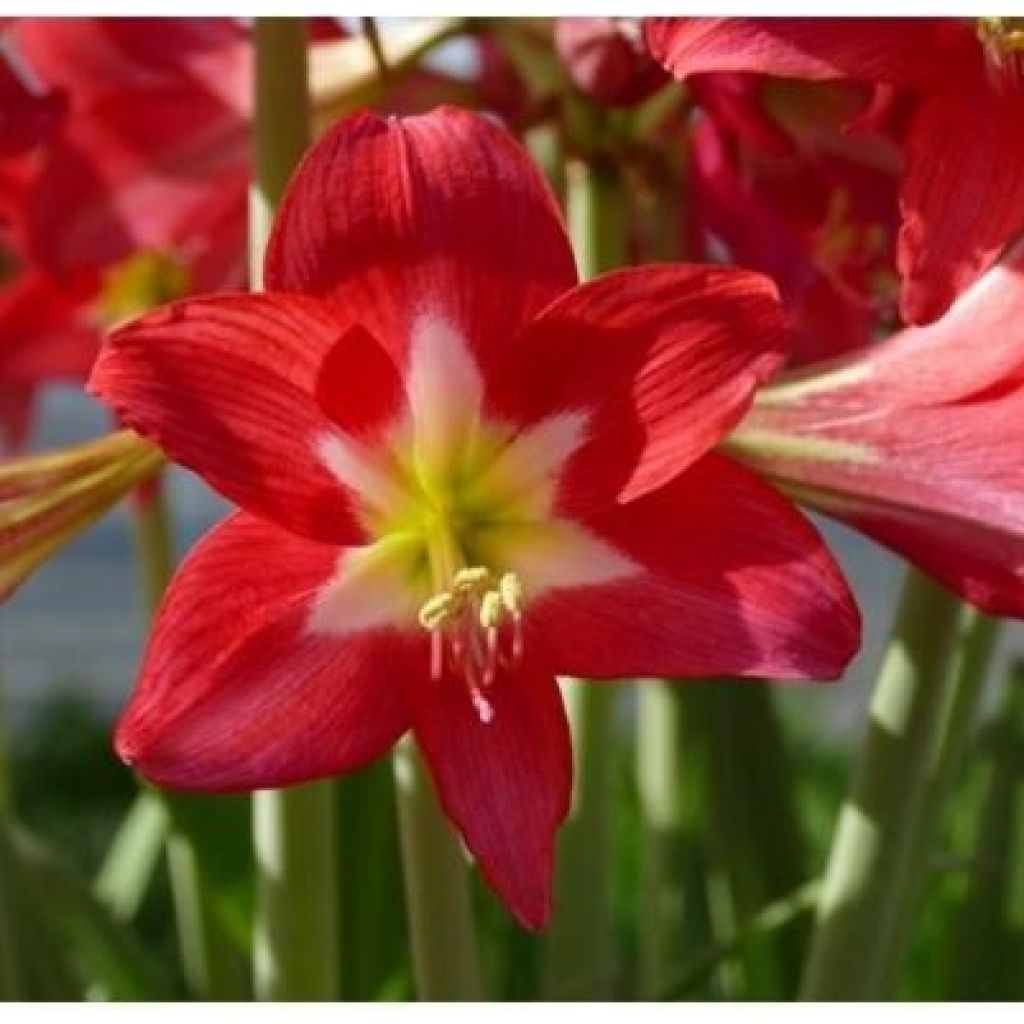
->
[132,475,241,995]
[681,682,811,999]
[544,685,619,998]
[660,880,820,1000]
[0,671,11,814]
[392,738,482,1000]
[252,782,340,999]
[543,157,625,999]
[636,681,690,997]
[945,657,1024,999]
[94,791,169,922]
[799,569,980,999]
[130,478,174,613]
[133,475,242,999]
[249,18,340,1001]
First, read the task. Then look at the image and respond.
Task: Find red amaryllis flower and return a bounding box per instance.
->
[645,17,1024,325]
[688,75,901,364]
[9,17,251,292]
[89,107,859,926]
[729,240,1024,616]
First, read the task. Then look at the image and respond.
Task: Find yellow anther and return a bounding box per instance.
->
[499,572,524,616]
[452,566,492,594]
[479,590,504,630]
[418,591,463,630]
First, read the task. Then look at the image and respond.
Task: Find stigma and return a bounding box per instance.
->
[418,566,526,723]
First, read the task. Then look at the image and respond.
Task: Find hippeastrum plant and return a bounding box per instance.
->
[9,17,252,291]
[687,74,901,364]
[89,106,859,927]
[7,17,466,294]
[728,240,1024,616]
[644,16,1024,325]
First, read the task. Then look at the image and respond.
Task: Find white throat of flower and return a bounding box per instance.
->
[310,311,638,721]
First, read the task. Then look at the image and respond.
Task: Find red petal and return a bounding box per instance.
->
[739,387,1024,617]
[1,268,100,384]
[898,63,1024,324]
[0,51,65,154]
[116,511,410,790]
[492,264,789,511]
[88,293,380,544]
[531,453,859,681]
[687,114,881,365]
[265,107,578,374]
[14,18,249,107]
[787,238,1024,406]
[644,17,956,87]
[314,324,405,439]
[22,84,248,280]
[411,649,572,929]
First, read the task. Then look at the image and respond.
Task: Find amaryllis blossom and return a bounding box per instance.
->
[728,241,1024,617]
[89,107,858,926]
[555,18,669,106]
[9,17,251,291]
[688,75,901,363]
[644,17,1024,325]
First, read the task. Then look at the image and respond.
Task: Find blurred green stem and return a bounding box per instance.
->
[131,478,174,613]
[392,739,482,1000]
[133,474,240,999]
[945,656,1024,998]
[800,570,988,999]
[543,158,625,999]
[0,673,11,814]
[681,682,811,998]
[636,682,689,996]
[94,791,169,922]
[249,18,340,1001]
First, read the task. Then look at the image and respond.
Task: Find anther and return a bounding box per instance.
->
[453,566,492,593]
[418,591,463,630]
[479,589,504,630]
[499,572,524,616]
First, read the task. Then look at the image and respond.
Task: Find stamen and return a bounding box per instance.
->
[469,685,495,724]
[430,630,444,680]
[418,590,464,630]
[499,572,525,662]
[416,566,528,717]
[479,590,504,629]
[499,571,524,615]
[453,566,492,593]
